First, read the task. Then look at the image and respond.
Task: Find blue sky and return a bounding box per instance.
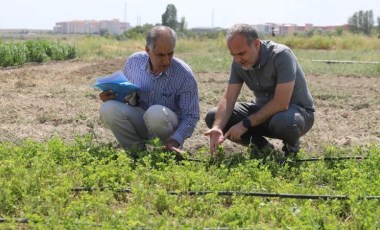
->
[1,0,379,29]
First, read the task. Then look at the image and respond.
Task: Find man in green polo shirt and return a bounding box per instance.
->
[204,23,315,157]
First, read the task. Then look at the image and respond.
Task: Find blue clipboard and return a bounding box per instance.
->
[92,71,140,102]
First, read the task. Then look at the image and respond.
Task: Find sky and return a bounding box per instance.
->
[1,0,379,30]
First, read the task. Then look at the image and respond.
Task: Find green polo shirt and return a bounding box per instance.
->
[229,40,314,110]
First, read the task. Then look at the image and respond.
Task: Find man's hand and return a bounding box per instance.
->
[166,138,180,151]
[165,139,190,160]
[224,122,247,141]
[99,90,117,102]
[204,128,226,156]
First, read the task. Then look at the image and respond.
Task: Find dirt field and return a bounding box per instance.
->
[1,58,379,155]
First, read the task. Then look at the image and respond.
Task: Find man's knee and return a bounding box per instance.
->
[144,105,177,125]
[205,107,217,128]
[144,105,178,137]
[269,112,303,143]
[99,100,122,123]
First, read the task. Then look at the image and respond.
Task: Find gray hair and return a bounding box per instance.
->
[146,26,177,50]
[226,24,259,46]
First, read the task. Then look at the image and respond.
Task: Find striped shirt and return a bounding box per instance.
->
[122,51,200,145]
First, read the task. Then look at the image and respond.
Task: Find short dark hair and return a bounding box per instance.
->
[146,26,177,50]
[226,24,259,46]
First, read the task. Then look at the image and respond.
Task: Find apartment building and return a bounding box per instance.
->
[53,19,130,34]
[253,23,349,36]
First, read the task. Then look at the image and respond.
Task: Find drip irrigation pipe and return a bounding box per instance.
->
[0,218,28,223]
[71,187,132,193]
[154,146,370,163]
[169,191,380,200]
[70,187,380,200]
[305,59,380,65]
[178,155,369,163]
[288,156,368,162]
[0,217,100,226]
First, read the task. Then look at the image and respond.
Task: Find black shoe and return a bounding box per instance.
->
[250,143,275,159]
[282,142,300,157]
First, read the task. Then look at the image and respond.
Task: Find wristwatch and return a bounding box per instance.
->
[242,118,252,129]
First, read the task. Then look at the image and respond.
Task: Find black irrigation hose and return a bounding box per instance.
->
[70,187,380,200]
[0,218,28,223]
[183,157,205,162]
[71,187,132,193]
[180,155,369,163]
[0,217,100,226]
[306,59,380,65]
[168,191,380,200]
[289,156,368,162]
[143,146,370,163]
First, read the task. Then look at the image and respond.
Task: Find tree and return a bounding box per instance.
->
[363,10,374,35]
[121,24,154,39]
[178,17,187,32]
[335,27,344,36]
[377,16,380,37]
[348,12,358,33]
[162,4,178,30]
[348,10,374,35]
[99,29,109,36]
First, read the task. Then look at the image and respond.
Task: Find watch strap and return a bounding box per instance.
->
[242,118,251,128]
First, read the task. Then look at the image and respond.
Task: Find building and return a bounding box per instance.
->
[190,27,224,33]
[53,19,131,35]
[252,23,349,36]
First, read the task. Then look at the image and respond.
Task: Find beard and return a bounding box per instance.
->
[241,63,254,70]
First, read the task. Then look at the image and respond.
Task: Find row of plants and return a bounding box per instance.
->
[1,34,379,69]
[0,136,379,228]
[0,40,76,67]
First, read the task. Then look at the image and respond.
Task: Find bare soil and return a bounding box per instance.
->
[1,58,379,155]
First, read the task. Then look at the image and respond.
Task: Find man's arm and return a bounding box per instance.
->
[225,80,294,141]
[249,80,294,125]
[168,75,200,149]
[213,83,242,129]
[204,83,242,154]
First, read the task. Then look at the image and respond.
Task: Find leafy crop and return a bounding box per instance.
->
[0,40,76,67]
[0,136,379,228]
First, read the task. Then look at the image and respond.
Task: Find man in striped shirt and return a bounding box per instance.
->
[99,26,200,152]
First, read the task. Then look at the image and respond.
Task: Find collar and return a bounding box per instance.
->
[257,40,270,68]
[249,40,270,70]
[142,55,168,78]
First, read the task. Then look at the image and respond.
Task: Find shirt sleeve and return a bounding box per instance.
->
[273,49,297,84]
[170,73,200,146]
[228,62,244,84]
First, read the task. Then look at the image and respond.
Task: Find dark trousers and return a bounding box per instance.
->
[205,102,314,149]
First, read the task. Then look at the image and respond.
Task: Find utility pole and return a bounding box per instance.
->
[124,2,127,23]
[137,16,141,26]
[211,9,214,28]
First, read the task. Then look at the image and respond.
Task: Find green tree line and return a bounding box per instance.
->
[348,10,380,35]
